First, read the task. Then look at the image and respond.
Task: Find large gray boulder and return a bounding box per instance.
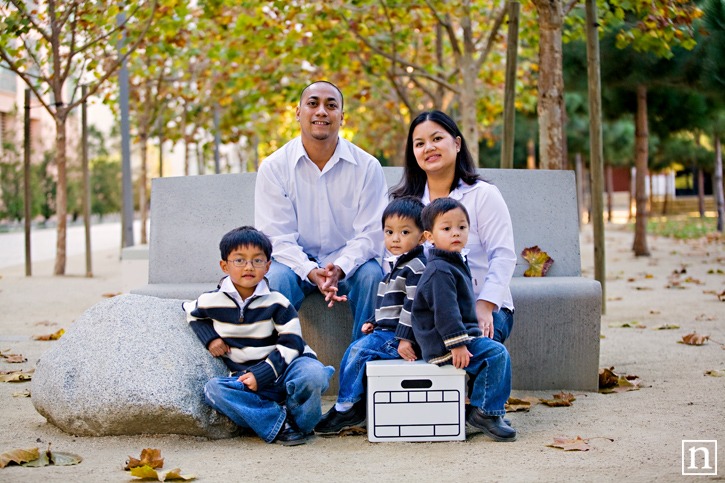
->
[31,294,237,439]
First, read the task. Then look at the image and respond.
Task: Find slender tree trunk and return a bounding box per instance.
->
[662,169,670,215]
[197,143,204,175]
[629,168,635,222]
[575,153,584,227]
[697,168,705,218]
[714,137,723,232]
[633,85,650,256]
[527,138,536,169]
[184,138,190,176]
[648,172,653,211]
[533,0,566,170]
[53,114,67,275]
[606,164,613,222]
[139,132,148,244]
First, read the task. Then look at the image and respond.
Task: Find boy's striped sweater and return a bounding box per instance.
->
[183,287,315,390]
[370,244,427,342]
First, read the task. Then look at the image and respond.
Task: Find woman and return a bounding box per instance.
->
[391,111,516,344]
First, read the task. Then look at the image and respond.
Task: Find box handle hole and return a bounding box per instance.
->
[401,379,433,389]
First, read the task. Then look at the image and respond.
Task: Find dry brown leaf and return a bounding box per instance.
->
[12,389,31,397]
[599,367,619,389]
[125,448,164,470]
[129,465,196,481]
[695,314,716,321]
[0,447,39,468]
[34,321,56,327]
[608,322,644,328]
[505,397,532,412]
[600,376,640,394]
[704,369,725,377]
[540,391,580,407]
[521,246,554,277]
[31,329,65,341]
[4,354,27,363]
[547,436,613,451]
[102,292,121,298]
[606,296,622,301]
[680,333,710,345]
[0,369,34,382]
[634,286,653,291]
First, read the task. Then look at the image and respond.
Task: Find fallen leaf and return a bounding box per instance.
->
[600,376,640,394]
[684,277,703,285]
[695,314,716,321]
[704,369,725,377]
[608,322,644,328]
[12,389,31,397]
[634,286,653,291]
[600,334,606,339]
[708,269,724,274]
[126,448,164,470]
[102,292,121,298]
[652,324,679,330]
[0,369,34,382]
[644,274,653,279]
[606,296,622,301]
[627,277,636,282]
[130,465,196,481]
[21,452,50,467]
[547,436,614,451]
[599,367,619,389]
[540,391,580,407]
[0,448,39,468]
[31,329,65,341]
[521,246,554,277]
[4,355,27,363]
[34,321,57,327]
[505,397,533,412]
[680,333,710,345]
[49,451,82,466]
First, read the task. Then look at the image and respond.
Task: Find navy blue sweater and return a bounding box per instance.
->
[411,248,482,365]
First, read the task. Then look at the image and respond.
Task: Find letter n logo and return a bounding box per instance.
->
[682,440,717,475]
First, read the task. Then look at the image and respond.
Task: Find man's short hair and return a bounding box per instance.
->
[299,81,344,110]
[219,226,273,261]
[421,198,470,232]
[382,196,425,232]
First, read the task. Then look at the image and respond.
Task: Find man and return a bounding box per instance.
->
[254,81,388,341]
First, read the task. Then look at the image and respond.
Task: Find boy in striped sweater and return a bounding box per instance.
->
[183,226,333,446]
[315,197,427,436]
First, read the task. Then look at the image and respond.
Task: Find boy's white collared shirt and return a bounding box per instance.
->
[220,276,270,309]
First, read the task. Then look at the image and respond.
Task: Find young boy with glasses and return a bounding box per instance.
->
[183,226,333,446]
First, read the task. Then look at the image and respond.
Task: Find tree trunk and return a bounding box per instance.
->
[575,153,584,227]
[697,168,705,218]
[534,0,566,170]
[53,114,67,275]
[714,136,723,232]
[633,84,650,256]
[662,169,669,215]
[527,138,536,169]
[628,168,635,221]
[184,138,191,176]
[139,132,148,245]
[606,164,613,222]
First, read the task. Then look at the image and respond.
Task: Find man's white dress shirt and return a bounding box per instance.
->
[255,136,388,282]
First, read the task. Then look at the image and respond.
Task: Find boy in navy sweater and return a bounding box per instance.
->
[411,198,516,442]
[184,226,333,446]
[315,197,427,435]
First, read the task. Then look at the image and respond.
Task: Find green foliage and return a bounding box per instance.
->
[645,216,718,238]
[90,156,122,219]
[0,143,25,221]
[35,152,57,222]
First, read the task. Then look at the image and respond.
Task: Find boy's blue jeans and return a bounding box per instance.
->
[266,259,383,342]
[336,330,400,404]
[203,356,334,443]
[464,336,512,416]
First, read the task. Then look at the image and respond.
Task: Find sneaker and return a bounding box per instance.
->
[314,400,366,435]
[273,424,308,446]
[466,408,517,442]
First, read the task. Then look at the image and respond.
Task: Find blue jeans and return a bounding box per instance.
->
[464,337,512,416]
[203,356,334,443]
[266,259,383,342]
[337,330,400,404]
[492,308,514,344]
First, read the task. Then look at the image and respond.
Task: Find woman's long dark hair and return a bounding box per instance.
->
[390,110,481,199]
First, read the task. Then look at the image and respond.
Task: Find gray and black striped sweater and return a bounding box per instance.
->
[183,287,316,390]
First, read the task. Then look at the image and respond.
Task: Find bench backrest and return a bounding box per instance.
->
[148,167,581,284]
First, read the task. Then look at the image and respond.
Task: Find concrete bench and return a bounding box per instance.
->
[132,168,601,391]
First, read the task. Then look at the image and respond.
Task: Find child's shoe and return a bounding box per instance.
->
[314,400,366,435]
[273,424,308,446]
[466,407,517,442]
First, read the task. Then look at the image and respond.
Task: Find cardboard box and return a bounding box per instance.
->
[366,360,466,442]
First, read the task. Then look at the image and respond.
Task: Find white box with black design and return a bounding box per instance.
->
[366,360,466,442]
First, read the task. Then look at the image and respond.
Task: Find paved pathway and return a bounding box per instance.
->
[0,220,145,269]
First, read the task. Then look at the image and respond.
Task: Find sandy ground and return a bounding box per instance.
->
[0,224,724,482]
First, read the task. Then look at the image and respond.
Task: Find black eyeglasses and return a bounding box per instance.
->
[227,258,267,268]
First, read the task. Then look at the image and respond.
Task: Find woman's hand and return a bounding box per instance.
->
[476,300,496,339]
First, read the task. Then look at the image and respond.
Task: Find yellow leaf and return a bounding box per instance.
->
[0,369,34,382]
[521,246,554,277]
[704,369,725,377]
[32,329,65,340]
[0,447,39,468]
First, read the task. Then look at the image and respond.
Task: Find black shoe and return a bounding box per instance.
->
[466,408,517,442]
[273,424,308,446]
[314,401,366,435]
[466,404,511,426]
